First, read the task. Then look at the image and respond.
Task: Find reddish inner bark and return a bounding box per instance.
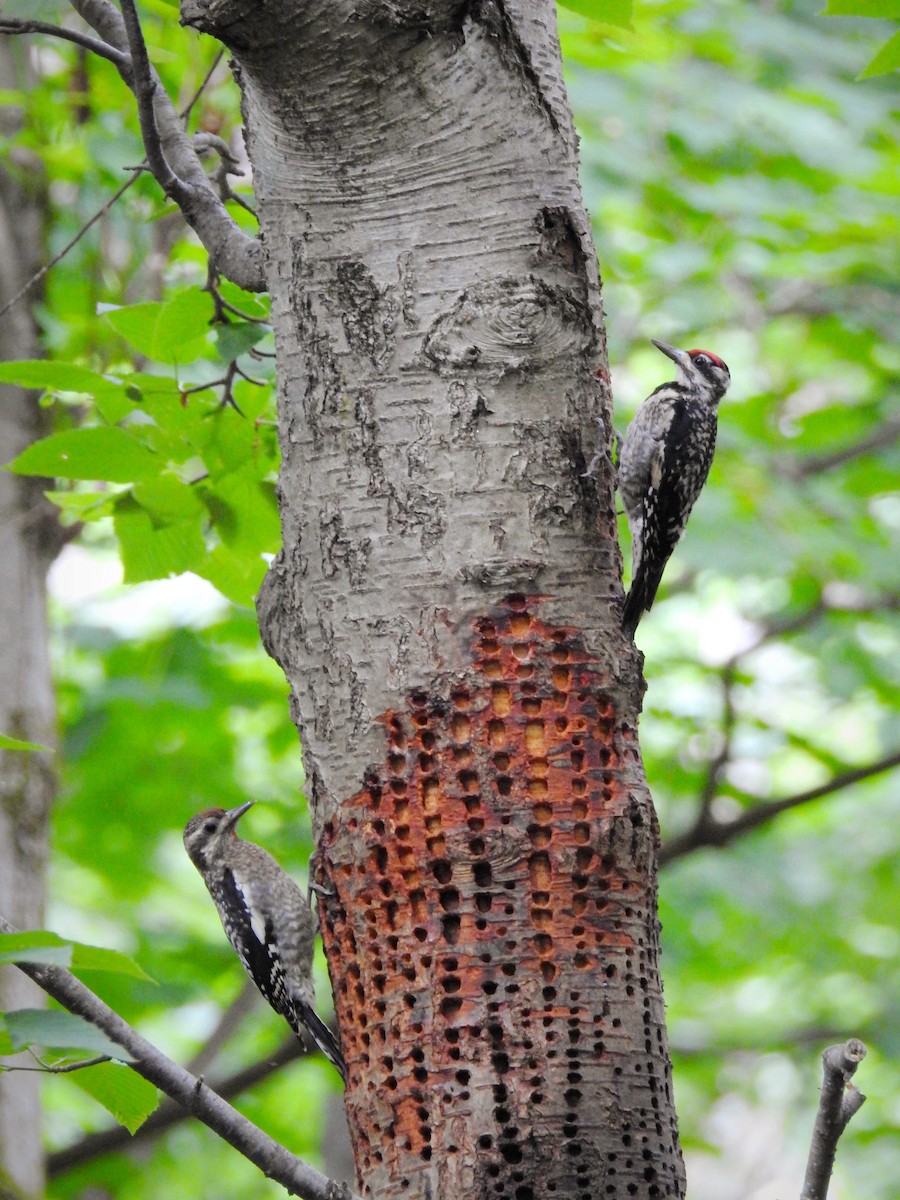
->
[319,595,679,1199]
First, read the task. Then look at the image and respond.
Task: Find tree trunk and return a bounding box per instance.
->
[0,43,56,1200]
[184,2,684,1196]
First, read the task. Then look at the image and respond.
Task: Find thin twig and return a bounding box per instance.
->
[0,40,229,325]
[800,1039,867,1200]
[49,1037,307,1177]
[1,915,358,1200]
[2,1053,110,1074]
[0,170,143,323]
[693,664,737,830]
[181,49,225,126]
[0,18,129,70]
[660,750,900,865]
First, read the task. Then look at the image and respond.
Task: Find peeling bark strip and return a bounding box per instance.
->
[319,597,683,1200]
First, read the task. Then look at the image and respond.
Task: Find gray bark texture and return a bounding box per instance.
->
[0,43,56,1200]
[183,2,684,1197]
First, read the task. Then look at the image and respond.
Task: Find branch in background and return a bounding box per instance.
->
[0,170,143,322]
[693,664,737,830]
[659,750,900,866]
[185,978,259,1077]
[0,41,230,323]
[0,17,128,69]
[801,1039,867,1200]
[1,916,357,1200]
[67,0,264,290]
[780,416,900,480]
[49,1036,306,1177]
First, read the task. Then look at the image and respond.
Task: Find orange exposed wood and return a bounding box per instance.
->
[318,596,681,1199]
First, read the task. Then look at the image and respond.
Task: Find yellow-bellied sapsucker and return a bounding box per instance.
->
[619,339,731,636]
[183,802,346,1082]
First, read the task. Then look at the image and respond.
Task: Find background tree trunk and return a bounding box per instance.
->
[186,1,683,1196]
[0,42,56,1200]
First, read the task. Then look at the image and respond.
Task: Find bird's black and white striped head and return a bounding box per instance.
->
[183,802,253,871]
[651,339,731,404]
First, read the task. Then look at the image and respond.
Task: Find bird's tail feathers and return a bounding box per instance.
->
[622,561,666,637]
[291,997,347,1083]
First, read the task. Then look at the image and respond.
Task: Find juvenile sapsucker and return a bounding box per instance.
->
[183,802,346,1082]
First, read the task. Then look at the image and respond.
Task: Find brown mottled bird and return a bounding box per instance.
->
[183,802,345,1081]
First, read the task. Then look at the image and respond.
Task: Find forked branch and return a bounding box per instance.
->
[800,1039,867,1200]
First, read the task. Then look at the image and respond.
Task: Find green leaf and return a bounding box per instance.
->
[69,1061,159,1133]
[114,493,208,582]
[4,1009,132,1061]
[102,289,214,362]
[859,29,900,75]
[6,427,160,484]
[45,489,121,522]
[194,543,267,607]
[0,734,49,752]
[0,360,122,396]
[558,0,633,26]
[0,933,153,981]
[215,321,268,363]
[822,1,900,17]
[133,475,206,522]
[0,361,134,424]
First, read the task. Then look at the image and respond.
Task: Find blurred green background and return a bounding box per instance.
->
[0,1,897,1196]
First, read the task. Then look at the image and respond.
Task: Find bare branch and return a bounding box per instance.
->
[0,17,128,69]
[694,664,737,828]
[49,1037,307,1177]
[182,48,226,125]
[801,1039,867,1200]
[118,0,193,207]
[2,1053,110,1074]
[1,916,357,1200]
[69,0,265,290]
[781,416,900,480]
[185,979,259,1077]
[660,750,900,866]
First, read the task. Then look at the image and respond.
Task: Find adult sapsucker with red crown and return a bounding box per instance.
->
[183,802,346,1082]
[619,338,731,636]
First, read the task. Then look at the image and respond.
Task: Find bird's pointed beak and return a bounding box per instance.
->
[222,801,254,832]
[650,338,691,370]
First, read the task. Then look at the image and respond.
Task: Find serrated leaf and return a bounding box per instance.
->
[0,361,133,425]
[215,322,268,363]
[103,289,214,362]
[69,1061,159,1133]
[6,427,160,484]
[194,543,266,607]
[0,933,152,981]
[114,494,207,582]
[0,734,49,752]
[558,0,633,26]
[0,360,114,392]
[45,489,121,522]
[859,29,900,76]
[132,475,205,522]
[4,1009,132,1061]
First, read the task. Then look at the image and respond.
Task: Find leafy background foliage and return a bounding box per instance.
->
[0,1,897,1197]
